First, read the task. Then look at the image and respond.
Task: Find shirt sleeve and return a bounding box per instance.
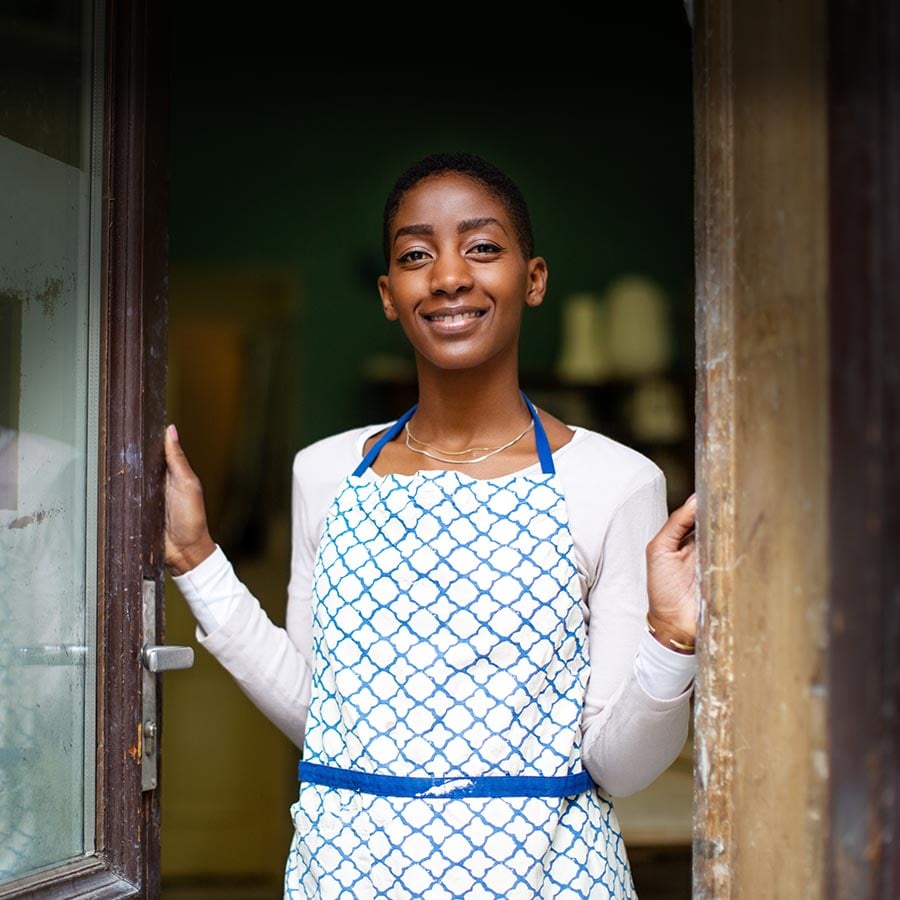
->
[579,470,697,797]
[170,544,241,635]
[167,452,319,751]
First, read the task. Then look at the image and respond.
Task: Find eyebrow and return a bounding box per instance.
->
[392,217,507,245]
[457,216,505,235]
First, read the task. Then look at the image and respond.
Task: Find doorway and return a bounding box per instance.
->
[162,8,697,899]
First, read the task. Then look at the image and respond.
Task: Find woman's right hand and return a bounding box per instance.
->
[164,424,216,575]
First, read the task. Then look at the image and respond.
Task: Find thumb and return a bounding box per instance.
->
[651,493,697,554]
[164,424,196,480]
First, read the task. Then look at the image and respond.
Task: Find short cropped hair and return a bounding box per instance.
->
[382,152,535,265]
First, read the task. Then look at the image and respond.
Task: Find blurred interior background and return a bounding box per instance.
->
[162,6,696,898]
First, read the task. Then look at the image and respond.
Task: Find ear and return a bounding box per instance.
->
[378,275,399,321]
[525,257,548,308]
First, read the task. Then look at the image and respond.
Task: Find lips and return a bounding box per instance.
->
[420,306,488,334]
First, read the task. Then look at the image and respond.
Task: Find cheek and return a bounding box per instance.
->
[486,266,531,299]
[384,274,421,312]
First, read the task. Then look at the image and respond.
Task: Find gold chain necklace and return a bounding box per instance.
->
[404,419,535,465]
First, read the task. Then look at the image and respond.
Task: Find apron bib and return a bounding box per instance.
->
[285,396,636,899]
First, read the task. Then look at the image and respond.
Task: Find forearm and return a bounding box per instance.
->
[581,630,694,797]
[197,589,311,749]
[581,662,692,797]
[171,548,311,749]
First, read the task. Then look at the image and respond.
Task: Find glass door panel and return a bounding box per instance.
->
[0,0,103,883]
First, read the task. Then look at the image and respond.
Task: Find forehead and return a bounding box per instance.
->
[392,173,509,226]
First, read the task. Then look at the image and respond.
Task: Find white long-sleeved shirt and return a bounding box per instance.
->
[173,422,696,797]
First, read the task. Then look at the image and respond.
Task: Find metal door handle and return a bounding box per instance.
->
[141,579,194,790]
[142,644,194,673]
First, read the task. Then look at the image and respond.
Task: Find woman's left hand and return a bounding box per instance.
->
[645,493,698,646]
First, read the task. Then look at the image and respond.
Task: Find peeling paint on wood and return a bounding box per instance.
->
[130,722,142,763]
[693,0,829,897]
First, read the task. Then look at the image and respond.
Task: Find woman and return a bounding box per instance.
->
[165,151,698,898]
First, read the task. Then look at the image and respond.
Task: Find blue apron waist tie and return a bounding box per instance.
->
[299,760,595,799]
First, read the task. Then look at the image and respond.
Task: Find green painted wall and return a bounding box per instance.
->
[169,14,694,460]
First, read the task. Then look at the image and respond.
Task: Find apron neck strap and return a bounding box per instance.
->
[522,392,555,475]
[352,392,555,477]
[353,405,417,476]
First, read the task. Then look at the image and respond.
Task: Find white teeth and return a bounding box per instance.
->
[429,311,481,323]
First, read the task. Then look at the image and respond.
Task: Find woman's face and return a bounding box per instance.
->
[378,173,547,374]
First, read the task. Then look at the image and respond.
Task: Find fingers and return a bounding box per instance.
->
[163,424,214,573]
[649,493,697,555]
[675,492,697,528]
[164,423,196,481]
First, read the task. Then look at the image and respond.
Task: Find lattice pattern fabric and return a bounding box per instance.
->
[286,463,636,898]
[287,786,632,898]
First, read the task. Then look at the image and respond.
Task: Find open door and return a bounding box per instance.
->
[0,1,175,896]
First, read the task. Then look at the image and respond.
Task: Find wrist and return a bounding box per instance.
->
[167,535,216,576]
[646,611,696,655]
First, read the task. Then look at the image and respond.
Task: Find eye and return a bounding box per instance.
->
[469,242,503,256]
[396,248,431,265]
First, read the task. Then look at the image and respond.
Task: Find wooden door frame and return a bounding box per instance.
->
[692,0,898,896]
[97,0,170,895]
[825,0,899,895]
[0,1,170,896]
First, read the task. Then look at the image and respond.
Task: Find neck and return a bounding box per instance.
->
[411,361,529,447]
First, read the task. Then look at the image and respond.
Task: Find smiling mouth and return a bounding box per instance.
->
[422,310,486,325]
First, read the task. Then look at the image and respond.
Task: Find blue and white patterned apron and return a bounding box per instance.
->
[285,395,636,899]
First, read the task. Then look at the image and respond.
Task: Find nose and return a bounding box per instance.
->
[429,252,473,296]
